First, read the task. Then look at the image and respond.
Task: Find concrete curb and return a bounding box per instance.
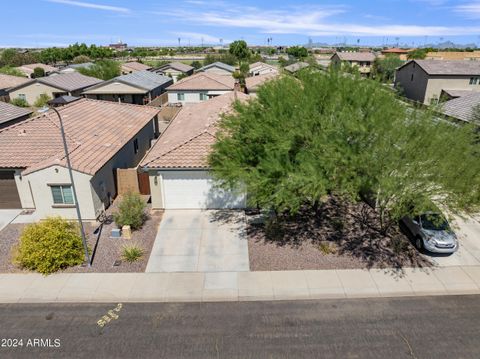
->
[0,265,479,303]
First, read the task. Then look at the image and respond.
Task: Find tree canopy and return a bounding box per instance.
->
[373,55,404,82]
[286,46,309,60]
[77,60,120,80]
[229,40,250,63]
[209,70,480,230]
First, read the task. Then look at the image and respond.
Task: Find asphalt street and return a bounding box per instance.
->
[0,296,479,359]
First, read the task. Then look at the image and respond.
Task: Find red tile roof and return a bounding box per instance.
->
[141,92,249,169]
[0,99,159,175]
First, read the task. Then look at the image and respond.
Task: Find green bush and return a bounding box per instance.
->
[14,217,85,274]
[32,67,45,78]
[121,245,144,263]
[10,97,29,107]
[113,192,146,230]
[33,93,51,108]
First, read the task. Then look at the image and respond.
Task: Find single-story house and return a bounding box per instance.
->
[166,72,236,105]
[0,98,160,217]
[330,52,376,76]
[121,61,152,74]
[197,62,236,76]
[380,48,411,61]
[140,92,248,209]
[245,73,278,95]
[0,101,32,129]
[151,62,195,82]
[394,60,480,104]
[0,74,31,101]
[82,71,173,105]
[58,62,95,73]
[249,62,279,76]
[15,63,59,78]
[440,92,480,123]
[284,62,310,73]
[8,72,102,106]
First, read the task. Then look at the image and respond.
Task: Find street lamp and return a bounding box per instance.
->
[39,100,91,266]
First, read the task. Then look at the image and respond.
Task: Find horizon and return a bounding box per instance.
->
[2,0,480,48]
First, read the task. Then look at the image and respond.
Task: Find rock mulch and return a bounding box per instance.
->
[247,197,433,271]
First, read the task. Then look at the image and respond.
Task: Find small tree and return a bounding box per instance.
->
[10,97,29,107]
[33,93,51,108]
[113,192,147,230]
[286,46,309,60]
[14,217,85,274]
[191,60,203,69]
[72,55,91,64]
[373,55,404,82]
[407,49,428,60]
[32,67,45,78]
[229,40,250,64]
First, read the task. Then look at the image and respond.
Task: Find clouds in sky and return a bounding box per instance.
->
[45,0,130,13]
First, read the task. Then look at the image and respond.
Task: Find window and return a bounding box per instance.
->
[51,185,74,205]
[133,138,139,154]
[411,74,414,81]
[200,93,208,101]
[177,93,185,101]
[469,77,479,85]
[18,94,26,101]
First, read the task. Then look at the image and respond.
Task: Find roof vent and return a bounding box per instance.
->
[18,129,27,136]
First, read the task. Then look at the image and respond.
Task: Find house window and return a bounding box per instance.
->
[177,93,185,101]
[18,94,26,101]
[469,77,479,85]
[133,138,139,154]
[51,185,74,205]
[200,93,208,101]
[411,74,414,81]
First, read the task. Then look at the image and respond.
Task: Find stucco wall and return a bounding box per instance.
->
[425,76,480,104]
[167,90,231,105]
[394,62,429,103]
[9,82,63,106]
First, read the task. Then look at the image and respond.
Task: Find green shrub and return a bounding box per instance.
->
[33,93,51,108]
[113,192,146,230]
[318,241,337,255]
[121,245,144,263]
[32,67,45,78]
[14,217,85,274]
[10,97,29,107]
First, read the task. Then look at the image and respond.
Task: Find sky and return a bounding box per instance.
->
[2,0,480,48]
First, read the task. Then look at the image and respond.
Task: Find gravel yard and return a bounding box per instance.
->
[0,198,162,274]
[248,197,433,271]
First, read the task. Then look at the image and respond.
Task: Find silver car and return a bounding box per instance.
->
[400,213,458,254]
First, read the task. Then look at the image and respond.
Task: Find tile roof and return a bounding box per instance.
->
[441,92,480,122]
[141,92,249,169]
[84,71,173,93]
[249,62,277,70]
[441,89,478,98]
[156,62,194,73]
[284,62,310,73]
[245,73,278,91]
[36,72,102,92]
[0,102,32,125]
[166,72,236,91]
[16,63,59,76]
[334,52,376,62]
[197,62,236,73]
[121,61,152,72]
[381,48,410,54]
[412,60,480,75]
[0,73,31,90]
[0,99,159,175]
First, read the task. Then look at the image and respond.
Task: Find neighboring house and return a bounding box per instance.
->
[245,73,277,95]
[166,72,236,105]
[0,74,31,101]
[440,92,480,123]
[197,62,236,76]
[121,61,152,74]
[249,62,279,76]
[0,99,160,216]
[394,60,480,104]
[380,48,410,61]
[58,62,95,73]
[151,62,194,82]
[284,62,310,73]
[0,101,32,129]
[425,51,480,61]
[109,42,128,51]
[8,72,102,106]
[331,52,376,76]
[140,92,248,209]
[82,71,173,105]
[439,89,478,101]
[15,63,59,78]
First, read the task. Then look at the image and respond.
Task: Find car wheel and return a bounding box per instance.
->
[415,236,423,250]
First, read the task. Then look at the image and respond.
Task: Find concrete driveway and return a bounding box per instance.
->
[428,215,480,267]
[146,210,249,272]
[0,209,21,232]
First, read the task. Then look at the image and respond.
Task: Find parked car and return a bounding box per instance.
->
[400,212,458,254]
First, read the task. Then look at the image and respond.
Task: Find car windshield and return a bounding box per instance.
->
[420,214,450,231]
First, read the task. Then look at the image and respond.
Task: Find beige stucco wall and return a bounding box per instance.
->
[148,170,163,209]
[425,76,480,104]
[167,90,231,105]
[9,82,63,106]
[83,82,145,95]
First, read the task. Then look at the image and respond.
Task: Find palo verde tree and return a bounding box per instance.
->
[209,69,480,232]
[78,60,120,80]
[372,55,404,83]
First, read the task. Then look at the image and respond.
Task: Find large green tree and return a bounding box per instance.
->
[229,40,250,63]
[286,46,309,60]
[77,60,120,80]
[209,70,480,230]
[373,55,404,82]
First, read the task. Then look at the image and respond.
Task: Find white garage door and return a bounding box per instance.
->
[161,171,245,209]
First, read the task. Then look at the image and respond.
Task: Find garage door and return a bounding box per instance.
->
[162,171,245,209]
[0,171,22,209]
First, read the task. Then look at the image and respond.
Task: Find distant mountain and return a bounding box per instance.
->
[422,41,478,49]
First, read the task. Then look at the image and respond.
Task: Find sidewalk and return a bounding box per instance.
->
[0,266,479,303]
